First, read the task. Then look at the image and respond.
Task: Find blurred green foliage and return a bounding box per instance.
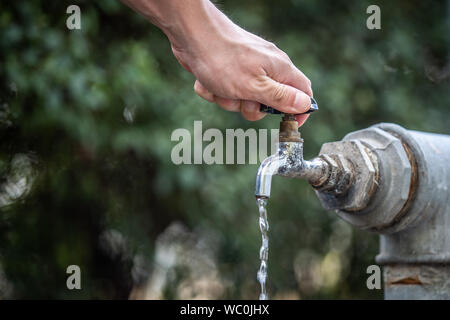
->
[0,0,448,299]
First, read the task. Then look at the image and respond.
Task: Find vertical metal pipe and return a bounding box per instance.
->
[313,123,450,299]
[373,124,450,300]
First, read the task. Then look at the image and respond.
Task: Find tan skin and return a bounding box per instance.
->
[121,0,313,125]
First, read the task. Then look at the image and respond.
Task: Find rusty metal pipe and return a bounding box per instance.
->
[374,124,450,300]
[313,123,450,299]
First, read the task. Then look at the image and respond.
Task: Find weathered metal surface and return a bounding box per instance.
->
[279,115,301,142]
[314,154,340,191]
[254,141,330,198]
[255,117,330,198]
[315,140,378,213]
[384,265,450,300]
[338,123,450,299]
[374,124,450,268]
[315,153,353,195]
[256,121,450,299]
[313,123,450,299]
[332,154,354,195]
[338,127,413,233]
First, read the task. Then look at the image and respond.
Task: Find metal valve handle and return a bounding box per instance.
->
[260,97,318,115]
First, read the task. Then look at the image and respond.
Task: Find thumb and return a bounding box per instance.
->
[254,77,311,114]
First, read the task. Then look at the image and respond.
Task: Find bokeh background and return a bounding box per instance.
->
[0,0,449,299]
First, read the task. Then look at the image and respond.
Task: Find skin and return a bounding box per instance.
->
[121,0,313,125]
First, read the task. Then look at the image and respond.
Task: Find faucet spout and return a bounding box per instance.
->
[254,144,287,199]
[255,140,329,198]
[255,113,336,199]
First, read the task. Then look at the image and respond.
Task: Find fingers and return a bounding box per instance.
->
[213,96,241,112]
[240,100,266,121]
[214,97,265,121]
[194,81,265,121]
[195,80,242,112]
[251,76,312,114]
[195,78,311,124]
[194,80,214,102]
[286,66,313,97]
[295,113,310,127]
[195,81,241,112]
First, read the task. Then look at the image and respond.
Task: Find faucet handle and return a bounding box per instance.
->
[260,97,319,115]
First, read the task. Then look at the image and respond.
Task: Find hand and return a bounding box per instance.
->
[121,0,313,125]
[170,4,313,125]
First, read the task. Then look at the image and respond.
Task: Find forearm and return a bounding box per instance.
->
[121,0,229,52]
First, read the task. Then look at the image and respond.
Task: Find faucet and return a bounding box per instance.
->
[256,99,450,299]
[255,114,330,198]
[255,99,354,199]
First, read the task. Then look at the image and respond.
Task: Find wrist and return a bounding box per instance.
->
[160,1,231,55]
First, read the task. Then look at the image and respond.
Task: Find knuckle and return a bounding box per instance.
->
[279,50,291,62]
[194,82,201,94]
[246,75,267,97]
[267,42,289,60]
[266,41,278,51]
[271,85,288,103]
[241,105,262,121]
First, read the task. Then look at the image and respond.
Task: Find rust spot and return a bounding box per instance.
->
[363,145,379,198]
[391,139,419,223]
[279,118,302,142]
[375,131,419,231]
[389,277,423,285]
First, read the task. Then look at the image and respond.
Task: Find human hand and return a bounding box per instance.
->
[168,2,313,125]
[121,0,313,125]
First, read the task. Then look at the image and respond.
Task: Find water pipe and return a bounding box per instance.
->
[255,103,450,299]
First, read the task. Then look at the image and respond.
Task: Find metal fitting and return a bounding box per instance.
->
[315,140,378,213]
[256,116,359,200]
[341,127,413,232]
[255,117,329,198]
[315,153,353,195]
[279,114,301,142]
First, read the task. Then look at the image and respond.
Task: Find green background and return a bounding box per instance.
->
[0,0,448,299]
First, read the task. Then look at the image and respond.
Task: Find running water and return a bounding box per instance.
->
[256,197,269,300]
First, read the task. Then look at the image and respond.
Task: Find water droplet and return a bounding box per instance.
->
[123,105,135,123]
[259,293,268,300]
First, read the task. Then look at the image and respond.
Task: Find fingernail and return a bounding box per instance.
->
[245,102,258,113]
[293,92,310,113]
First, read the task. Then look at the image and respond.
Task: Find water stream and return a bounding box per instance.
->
[256,197,269,300]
